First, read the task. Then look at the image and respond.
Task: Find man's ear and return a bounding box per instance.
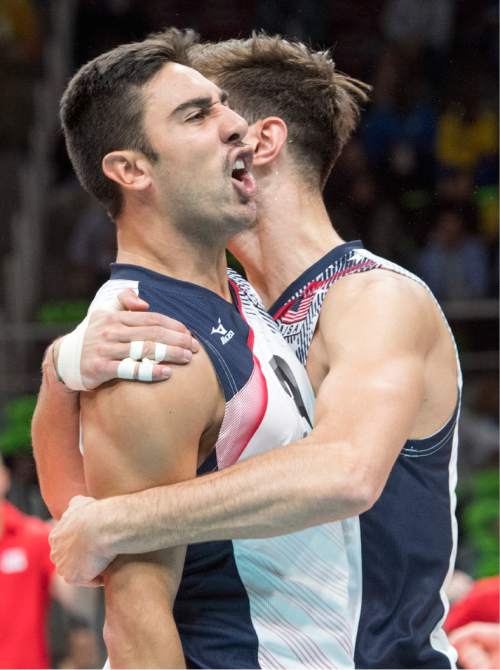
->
[246,117,288,167]
[102,151,153,192]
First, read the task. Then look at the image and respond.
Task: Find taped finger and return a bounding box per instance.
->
[129,340,144,360]
[137,358,154,382]
[154,342,167,362]
[117,358,136,380]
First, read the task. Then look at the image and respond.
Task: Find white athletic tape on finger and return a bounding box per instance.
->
[154,342,167,362]
[137,358,154,382]
[129,340,144,361]
[57,316,90,391]
[117,358,136,381]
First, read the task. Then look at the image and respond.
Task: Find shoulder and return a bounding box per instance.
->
[319,268,436,354]
[328,267,430,306]
[80,345,224,492]
[323,268,433,321]
[86,341,221,437]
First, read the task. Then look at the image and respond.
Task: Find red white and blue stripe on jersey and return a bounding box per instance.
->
[269,242,382,364]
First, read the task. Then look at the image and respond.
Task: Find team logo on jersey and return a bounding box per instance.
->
[211,318,234,344]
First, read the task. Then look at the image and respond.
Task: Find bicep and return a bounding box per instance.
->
[80,375,210,499]
[80,361,218,610]
[311,278,429,493]
[80,343,221,499]
[314,351,424,467]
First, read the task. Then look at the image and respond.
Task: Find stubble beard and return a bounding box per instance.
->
[172,186,257,251]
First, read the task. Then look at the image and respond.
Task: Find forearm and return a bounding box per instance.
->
[100,436,372,557]
[32,343,86,518]
[103,550,185,669]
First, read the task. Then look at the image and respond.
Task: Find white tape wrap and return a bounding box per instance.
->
[129,340,144,361]
[117,358,136,380]
[55,279,140,391]
[57,316,91,391]
[137,358,154,382]
[154,342,167,362]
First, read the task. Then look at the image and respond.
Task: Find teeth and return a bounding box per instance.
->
[234,159,245,170]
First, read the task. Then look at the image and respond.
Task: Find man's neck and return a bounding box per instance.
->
[116,206,232,301]
[230,179,345,308]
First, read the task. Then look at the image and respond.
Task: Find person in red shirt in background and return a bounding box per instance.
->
[0,454,87,669]
[445,572,500,669]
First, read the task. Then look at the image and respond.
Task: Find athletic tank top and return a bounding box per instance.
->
[268,241,461,669]
[86,263,361,669]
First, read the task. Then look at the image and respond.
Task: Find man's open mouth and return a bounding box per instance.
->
[232,158,247,182]
[230,151,256,199]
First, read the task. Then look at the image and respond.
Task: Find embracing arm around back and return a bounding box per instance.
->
[79,346,222,669]
[32,343,86,519]
[57,271,458,570]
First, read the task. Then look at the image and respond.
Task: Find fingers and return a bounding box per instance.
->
[457,642,491,669]
[68,576,104,588]
[115,341,193,364]
[117,288,149,311]
[81,310,200,388]
[113,359,172,382]
[117,309,193,337]
[100,315,199,353]
[81,348,173,389]
[116,325,198,351]
[450,622,500,647]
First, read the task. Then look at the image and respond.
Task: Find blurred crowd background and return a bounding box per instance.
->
[0,0,497,667]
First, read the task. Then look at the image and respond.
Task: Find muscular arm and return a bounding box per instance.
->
[32,300,196,519]
[53,275,449,576]
[79,348,221,668]
[32,343,86,519]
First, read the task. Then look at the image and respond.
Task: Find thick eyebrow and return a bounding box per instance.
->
[170,89,229,117]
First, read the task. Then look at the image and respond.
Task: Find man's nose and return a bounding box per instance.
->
[221,108,248,144]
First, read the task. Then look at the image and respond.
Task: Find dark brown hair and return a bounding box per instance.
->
[191,33,370,187]
[60,29,198,218]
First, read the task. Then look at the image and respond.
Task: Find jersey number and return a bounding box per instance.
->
[269,355,313,433]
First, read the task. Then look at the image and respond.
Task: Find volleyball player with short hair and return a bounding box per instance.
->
[37,32,460,669]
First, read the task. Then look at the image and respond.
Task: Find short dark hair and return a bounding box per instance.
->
[60,28,199,218]
[191,33,370,188]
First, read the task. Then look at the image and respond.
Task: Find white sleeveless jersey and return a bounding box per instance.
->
[228,269,362,669]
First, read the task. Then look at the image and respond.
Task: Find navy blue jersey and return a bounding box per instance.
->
[269,242,461,669]
[86,263,358,668]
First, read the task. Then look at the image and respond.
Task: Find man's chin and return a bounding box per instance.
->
[232,200,258,232]
[242,199,257,222]
[210,208,255,248]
